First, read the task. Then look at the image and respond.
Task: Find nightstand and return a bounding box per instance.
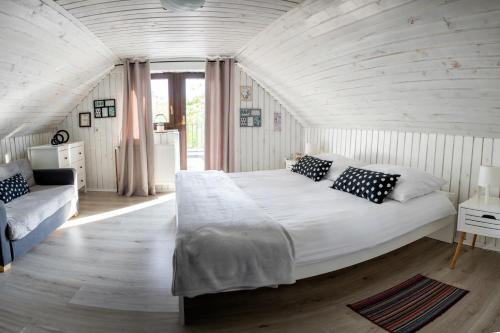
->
[285,159,297,171]
[450,195,500,269]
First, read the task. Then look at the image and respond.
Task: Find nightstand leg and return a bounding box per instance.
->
[450,232,466,269]
[471,234,477,249]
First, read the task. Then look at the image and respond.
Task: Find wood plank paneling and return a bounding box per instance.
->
[235,68,303,172]
[59,68,123,192]
[54,0,302,59]
[0,0,117,139]
[305,127,500,251]
[238,0,500,136]
[0,132,54,164]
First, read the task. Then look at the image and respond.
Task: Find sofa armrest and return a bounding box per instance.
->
[0,201,13,266]
[33,169,76,186]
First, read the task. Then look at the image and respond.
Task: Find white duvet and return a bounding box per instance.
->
[229,169,456,266]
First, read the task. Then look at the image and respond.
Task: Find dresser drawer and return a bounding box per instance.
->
[74,160,86,189]
[70,145,84,163]
[58,149,70,167]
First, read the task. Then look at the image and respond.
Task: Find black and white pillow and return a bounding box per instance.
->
[291,155,333,182]
[332,167,400,204]
[0,173,30,204]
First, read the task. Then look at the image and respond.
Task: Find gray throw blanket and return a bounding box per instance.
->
[172,171,295,297]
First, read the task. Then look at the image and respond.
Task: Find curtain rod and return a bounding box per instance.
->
[115,59,237,66]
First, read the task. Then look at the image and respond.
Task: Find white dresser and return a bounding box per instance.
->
[28,142,86,191]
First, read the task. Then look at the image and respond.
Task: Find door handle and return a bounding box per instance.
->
[181,115,186,126]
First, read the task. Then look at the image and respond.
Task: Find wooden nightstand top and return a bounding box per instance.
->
[460,195,500,212]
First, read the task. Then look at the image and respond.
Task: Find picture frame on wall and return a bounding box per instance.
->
[240,86,252,101]
[79,112,91,128]
[93,99,116,118]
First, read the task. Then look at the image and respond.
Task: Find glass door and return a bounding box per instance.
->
[151,72,205,170]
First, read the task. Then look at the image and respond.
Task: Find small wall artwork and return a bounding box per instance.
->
[94,99,116,118]
[240,86,252,101]
[240,108,262,127]
[79,112,91,128]
[274,112,282,132]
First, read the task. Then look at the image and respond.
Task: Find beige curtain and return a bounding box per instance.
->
[118,60,155,197]
[205,59,235,172]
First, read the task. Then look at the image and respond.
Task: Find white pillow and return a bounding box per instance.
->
[364,164,447,203]
[312,153,367,181]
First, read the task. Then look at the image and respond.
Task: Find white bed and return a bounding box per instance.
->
[177,168,457,324]
[228,169,456,278]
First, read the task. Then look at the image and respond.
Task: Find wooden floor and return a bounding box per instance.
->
[0,192,499,332]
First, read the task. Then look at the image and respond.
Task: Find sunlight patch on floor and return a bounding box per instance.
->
[60,193,176,229]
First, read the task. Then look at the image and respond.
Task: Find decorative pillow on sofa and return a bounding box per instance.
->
[332,167,400,204]
[0,173,30,204]
[291,155,333,182]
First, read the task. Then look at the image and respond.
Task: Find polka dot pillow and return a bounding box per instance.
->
[332,167,400,204]
[0,173,30,204]
[291,155,333,182]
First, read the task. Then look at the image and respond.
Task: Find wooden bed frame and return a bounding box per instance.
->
[177,191,458,325]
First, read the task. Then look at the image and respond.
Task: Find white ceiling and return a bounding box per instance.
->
[54,0,302,59]
[0,0,117,139]
[238,0,500,136]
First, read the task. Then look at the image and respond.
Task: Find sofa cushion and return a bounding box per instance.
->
[5,185,76,240]
[15,159,35,187]
[0,173,30,204]
[0,159,35,187]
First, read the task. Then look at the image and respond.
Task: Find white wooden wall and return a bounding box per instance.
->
[59,68,123,192]
[238,0,500,136]
[235,68,303,172]
[0,0,116,139]
[0,132,54,164]
[304,127,500,250]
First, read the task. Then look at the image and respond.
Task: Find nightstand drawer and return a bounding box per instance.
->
[459,207,500,236]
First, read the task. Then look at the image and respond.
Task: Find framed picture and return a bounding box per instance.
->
[240,108,261,127]
[94,99,116,118]
[94,100,105,108]
[79,112,91,127]
[240,86,252,101]
[104,99,115,107]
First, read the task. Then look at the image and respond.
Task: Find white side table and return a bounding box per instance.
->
[285,159,297,171]
[450,195,500,268]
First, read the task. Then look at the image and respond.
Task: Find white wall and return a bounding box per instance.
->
[235,67,303,171]
[238,0,500,136]
[0,132,54,164]
[59,68,123,192]
[305,127,500,250]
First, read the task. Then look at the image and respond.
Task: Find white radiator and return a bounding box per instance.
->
[154,130,180,192]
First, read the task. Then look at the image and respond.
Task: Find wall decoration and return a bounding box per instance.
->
[51,130,70,146]
[79,112,91,128]
[240,108,261,127]
[240,86,252,101]
[274,112,282,132]
[94,99,116,118]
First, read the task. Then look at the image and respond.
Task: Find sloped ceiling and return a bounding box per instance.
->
[237,0,500,136]
[54,0,302,59]
[0,0,117,139]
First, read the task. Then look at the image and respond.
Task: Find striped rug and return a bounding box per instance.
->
[347,274,468,333]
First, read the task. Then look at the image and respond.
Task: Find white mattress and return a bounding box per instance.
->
[228,169,456,266]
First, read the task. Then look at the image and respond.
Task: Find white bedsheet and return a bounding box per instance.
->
[229,169,456,266]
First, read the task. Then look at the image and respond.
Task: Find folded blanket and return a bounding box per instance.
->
[172,171,295,297]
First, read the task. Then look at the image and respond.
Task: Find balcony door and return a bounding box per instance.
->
[151,72,205,170]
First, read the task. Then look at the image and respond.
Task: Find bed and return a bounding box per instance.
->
[173,168,457,324]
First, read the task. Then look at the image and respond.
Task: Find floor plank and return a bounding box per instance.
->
[0,192,498,332]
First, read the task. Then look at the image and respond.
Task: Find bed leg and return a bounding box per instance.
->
[179,296,186,325]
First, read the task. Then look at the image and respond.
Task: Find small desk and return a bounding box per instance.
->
[450,195,500,269]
